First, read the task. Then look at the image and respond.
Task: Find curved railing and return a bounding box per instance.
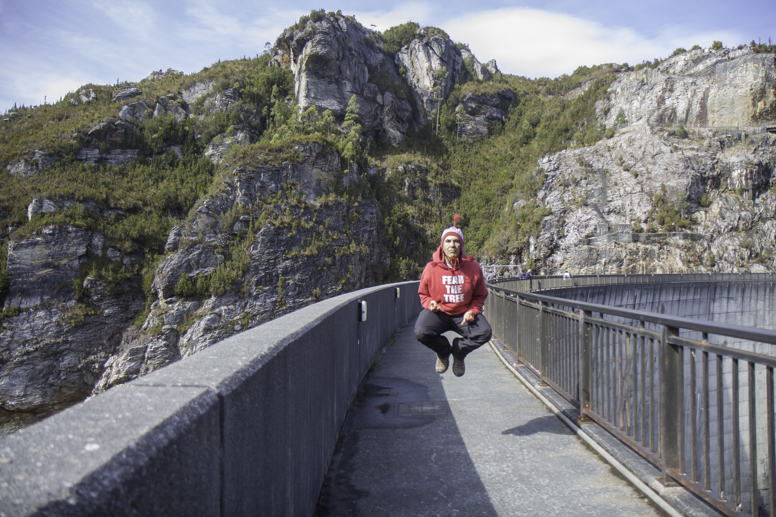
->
[0,281,421,516]
[486,274,776,517]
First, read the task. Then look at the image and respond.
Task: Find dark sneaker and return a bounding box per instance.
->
[452,355,465,377]
[436,355,450,373]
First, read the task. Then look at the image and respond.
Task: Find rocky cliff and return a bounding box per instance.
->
[600,47,776,128]
[270,16,506,145]
[93,141,387,393]
[516,47,776,275]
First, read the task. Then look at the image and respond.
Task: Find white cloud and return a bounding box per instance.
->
[89,0,157,39]
[442,8,744,77]
[350,4,435,32]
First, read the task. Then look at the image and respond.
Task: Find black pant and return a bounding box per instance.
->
[414,309,493,360]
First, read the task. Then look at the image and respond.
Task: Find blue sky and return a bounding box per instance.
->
[1,0,773,113]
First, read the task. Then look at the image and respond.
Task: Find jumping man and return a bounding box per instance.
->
[415,215,492,377]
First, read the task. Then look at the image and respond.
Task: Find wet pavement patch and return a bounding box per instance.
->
[351,377,445,429]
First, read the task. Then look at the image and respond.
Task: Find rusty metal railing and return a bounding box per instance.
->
[486,276,776,517]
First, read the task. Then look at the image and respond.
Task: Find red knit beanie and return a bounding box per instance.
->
[440,214,464,244]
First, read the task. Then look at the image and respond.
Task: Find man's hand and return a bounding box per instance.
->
[428,300,441,312]
[462,310,475,323]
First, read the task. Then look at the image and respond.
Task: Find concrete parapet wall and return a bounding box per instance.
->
[0,281,421,516]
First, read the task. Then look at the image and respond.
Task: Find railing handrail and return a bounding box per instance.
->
[488,283,776,347]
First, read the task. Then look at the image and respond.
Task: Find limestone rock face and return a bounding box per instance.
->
[523,125,776,275]
[93,142,388,392]
[395,29,462,121]
[599,47,776,128]
[271,16,413,144]
[456,88,517,138]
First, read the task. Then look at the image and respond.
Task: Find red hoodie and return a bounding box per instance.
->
[418,244,488,316]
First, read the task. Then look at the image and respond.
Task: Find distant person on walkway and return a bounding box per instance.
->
[486,270,495,282]
[415,215,491,377]
[563,270,570,280]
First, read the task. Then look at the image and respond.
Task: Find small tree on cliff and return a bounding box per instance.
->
[340,95,362,171]
[341,94,361,136]
[432,66,448,138]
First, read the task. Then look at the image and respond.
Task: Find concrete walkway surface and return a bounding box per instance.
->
[315,319,670,516]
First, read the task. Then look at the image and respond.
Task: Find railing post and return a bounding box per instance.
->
[538,300,548,387]
[660,324,683,486]
[515,294,521,360]
[578,309,592,423]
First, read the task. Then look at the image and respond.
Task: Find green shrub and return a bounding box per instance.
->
[672,48,686,56]
[174,273,197,298]
[382,22,419,54]
[712,40,723,50]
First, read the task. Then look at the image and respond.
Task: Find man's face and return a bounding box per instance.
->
[443,235,461,260]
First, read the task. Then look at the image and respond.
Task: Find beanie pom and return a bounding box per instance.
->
[453,214,460,227]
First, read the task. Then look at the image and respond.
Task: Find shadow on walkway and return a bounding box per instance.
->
[316,318,663,517]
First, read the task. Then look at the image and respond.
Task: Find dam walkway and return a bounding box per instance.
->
[316,319,708,516]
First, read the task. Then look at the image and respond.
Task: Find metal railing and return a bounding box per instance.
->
[492,272,776,293]
[486,276,776,517]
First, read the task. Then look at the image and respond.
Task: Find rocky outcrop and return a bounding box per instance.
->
[204,126,258,163]
[182,80,215,104]
[524,125,776,274]
[69,88,96,106]
[0,225,143,416]
[270,16,502,144]
[201,88,240,113]
[152,95,190,121]
[87,120,136,143]
[507,47,776,275]
[272,16,412,143]
[26,199,58,220]
[395,28,462,121]
[93,141,388,392]
[460,48,491,81]
[3,226,92,309]
[598,47,776,128]
[456,88,516,138]
[145,69,183,81]
[484,59,499,76]
[113,86,142,102]
[6,150,59,177]
[118,101,151,122]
